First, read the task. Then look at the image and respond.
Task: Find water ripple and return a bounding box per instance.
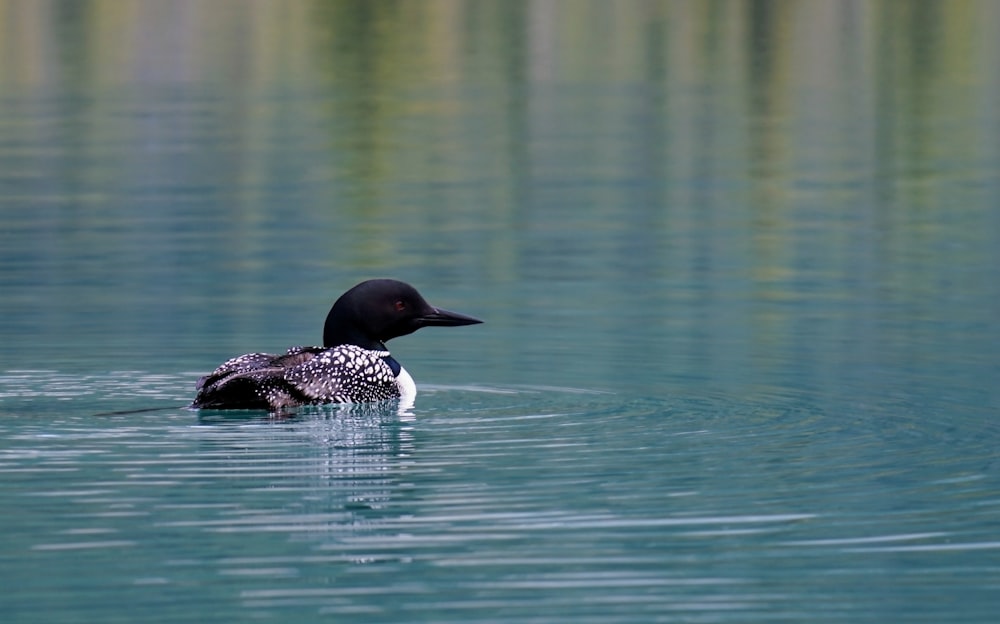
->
[2,373,999,622]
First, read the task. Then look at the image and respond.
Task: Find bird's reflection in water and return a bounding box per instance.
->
[191,399,417,546]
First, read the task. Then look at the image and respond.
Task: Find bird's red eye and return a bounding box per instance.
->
[395,300,406,311]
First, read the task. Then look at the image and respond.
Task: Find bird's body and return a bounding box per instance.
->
[191,279,480,411]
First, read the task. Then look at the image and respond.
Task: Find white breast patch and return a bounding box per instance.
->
[395,366,416,408]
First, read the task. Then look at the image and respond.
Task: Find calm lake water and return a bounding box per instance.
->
[2,1,999,622]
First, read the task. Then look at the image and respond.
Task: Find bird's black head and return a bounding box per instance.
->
[322,279,482,350]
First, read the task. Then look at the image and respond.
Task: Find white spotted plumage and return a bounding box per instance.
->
[193,344,406,410]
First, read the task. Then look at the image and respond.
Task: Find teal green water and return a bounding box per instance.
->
[2,1,999,622]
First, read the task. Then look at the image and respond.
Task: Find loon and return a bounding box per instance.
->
[191,279,482,411]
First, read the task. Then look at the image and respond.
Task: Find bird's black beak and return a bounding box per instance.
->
[417,307,483,327]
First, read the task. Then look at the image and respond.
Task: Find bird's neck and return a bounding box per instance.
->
[323,325,386,352]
